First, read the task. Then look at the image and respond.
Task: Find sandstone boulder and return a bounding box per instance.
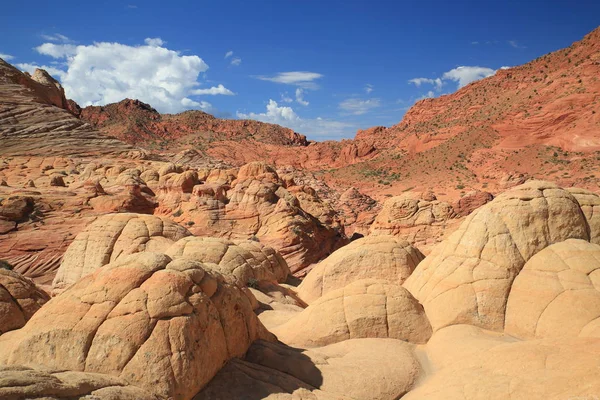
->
[1,252,272,399]
[156,162,346,274]
[0,269,49,334]
[196,338,422,400]
[165,236,290,285]
[250,281,307,330]
[568,187,600,244]
[404,181,592,332]
[505,239,600,339]
[369,191,458,253]
[52,213,190,293]
[273,279,431,347]
[49,174,66,187]
[0,196,34,221]
[0,366,158,399]
[297,235,424,304]
[453,190,493,217]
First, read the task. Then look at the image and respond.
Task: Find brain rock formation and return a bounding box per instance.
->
[273,279,432,347]
[404,180,594,332]
[165,236,290,285]
[505,239,600,339]
[297,235,424,304]
[52,213,191,294]
[0,252,272,399]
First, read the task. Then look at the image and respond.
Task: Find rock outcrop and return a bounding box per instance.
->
[52,213,190,293]
[505,239,600,339]
[0,59,135,157]
[273,279,432,347]
[0,366,158,399]
[297,235,424,304]
[404,181,592,332]
[156,162,346,273]
[369,191,460,253]
[166,236,290,285]
[0,252,272,399]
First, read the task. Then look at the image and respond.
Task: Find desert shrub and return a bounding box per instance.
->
[0,260,13,270]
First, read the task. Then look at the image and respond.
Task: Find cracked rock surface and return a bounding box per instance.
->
[1,252,273,399]
[52,213,191,294]
[505,239,600,339]
[297,235,424,304]
[166,236,289,286]
[273,279,432,347]
[404,180,592,332]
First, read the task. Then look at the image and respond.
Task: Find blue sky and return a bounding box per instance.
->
[1,0,599,140]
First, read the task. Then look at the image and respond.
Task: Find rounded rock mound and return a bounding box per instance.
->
[404,181,593,332]
[52,213,191,294]
[165,236,290,285]
[297,235,424,304]
[273,279,432,347]
[505,239,600,339]
[1,252,272,400]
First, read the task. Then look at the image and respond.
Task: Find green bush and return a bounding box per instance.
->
[0,260,14,270]
[247,277,259,289]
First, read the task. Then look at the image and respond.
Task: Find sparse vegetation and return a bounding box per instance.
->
[0,260,13,270]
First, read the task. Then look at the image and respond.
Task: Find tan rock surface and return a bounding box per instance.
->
[369,191,460,253]
[0,365,158,400]
[273,279,432,347]
[568,187,600,244]
[250,281,307,330]
[156,162,346,274]
[0,268,49,334]
[404,181,591,332]
[404,324,600,400]
[297,235,424,304]
[166,236,290,285]
[505,239,600,339]
[0,252,272,399]
[52,213,190,293]
[196,338,422,400]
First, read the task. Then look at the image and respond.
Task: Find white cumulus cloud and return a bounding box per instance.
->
[295,88,309,106]
[442,66,495,88]
[230,57,241,66]
[0,53,14,61]
[339,98,381,115]
[237,99,354,139]
[144,37,165,47]
[408,77,443,92]
[365,84,374,94]
[191,84,234,96]
[409,65,500,99]
[224,50,233,59]
[25,39,232,114]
